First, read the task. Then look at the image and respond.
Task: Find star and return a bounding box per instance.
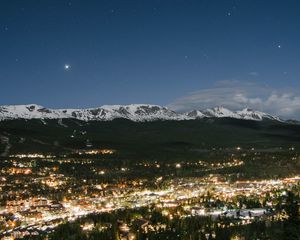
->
[277,44,281,49]
[64,64,71,70]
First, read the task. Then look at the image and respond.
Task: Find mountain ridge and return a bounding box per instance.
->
[0,104,282,122]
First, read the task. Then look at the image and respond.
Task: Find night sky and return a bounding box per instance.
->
[1,1,300,117]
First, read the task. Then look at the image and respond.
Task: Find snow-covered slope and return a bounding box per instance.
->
[0,104,190,121]
[0,104,282,122]
[62,104,190,121]
[236,108,281,121]
[201,107,241,119]
[186,107,282,121]
[0,105,69,120]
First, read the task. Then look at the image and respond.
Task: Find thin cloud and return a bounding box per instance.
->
[167,81,300,119]
[249,72,259,77]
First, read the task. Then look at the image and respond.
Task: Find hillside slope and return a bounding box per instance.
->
[0,118,299,156]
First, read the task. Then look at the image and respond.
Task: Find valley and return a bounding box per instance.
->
[0,114,300,239]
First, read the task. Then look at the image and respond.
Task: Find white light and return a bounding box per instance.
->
[64,64,70,70]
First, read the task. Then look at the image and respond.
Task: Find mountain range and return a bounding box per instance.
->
[1,104,300,158]
[0,104,282,122]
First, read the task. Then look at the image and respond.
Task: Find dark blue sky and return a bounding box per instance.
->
[1,0,300,110]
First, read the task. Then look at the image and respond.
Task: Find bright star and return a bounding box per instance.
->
[64,64,70,70]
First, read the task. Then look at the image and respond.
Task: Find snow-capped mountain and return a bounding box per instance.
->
[189,107,282,121]
[0,104,282,122]
[0,104,188,121]
[236,108,281,121]
[201,107,241,119]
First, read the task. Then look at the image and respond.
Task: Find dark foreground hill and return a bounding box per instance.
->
[1,117,300,156]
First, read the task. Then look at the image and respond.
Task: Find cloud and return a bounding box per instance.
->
[167,81,300,119]
[248,72,259,77]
